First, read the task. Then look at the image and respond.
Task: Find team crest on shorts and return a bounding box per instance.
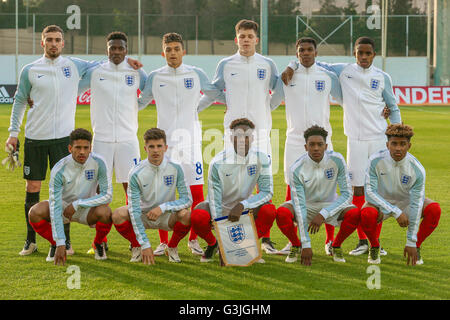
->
[315,80,326,92]
[227,224,245,244]
[164,175,174,186]
[62,66,71,78]
[324,168,335,180]
[257,68,266,80]
[125,75,135,86]
[401,174,411,185]
[247,165,257,176]
[85,169,95,181]
[184,78,194,89]
[370,79,380,90]
[24,166,30,176]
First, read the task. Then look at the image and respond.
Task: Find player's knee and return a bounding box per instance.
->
[424,202,441,227]
[276,205,294,227]
[96,205,112,221]
[28,202,47,222]
[191,209,211,228]
[360,207,378,228]
[344,207,361,227]
[176,209,190,225]
[112,207,128,224]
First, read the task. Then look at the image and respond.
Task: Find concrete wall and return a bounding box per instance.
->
[0,54,428,86]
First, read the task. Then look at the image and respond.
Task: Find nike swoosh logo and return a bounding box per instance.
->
[289,84,296,87]
[160,84,166,87]
[225,174,232,177]
[230,73,238,76]
[304,180,311,183]
[345,75,352,79]
[380,173,386,175]
[37,75,44,78]
[143,184,148,187]
[195,177,202,180]
[99,78,106,81]
[67,181,72,184]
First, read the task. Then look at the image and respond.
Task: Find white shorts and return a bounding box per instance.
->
[284,135,333,184]
[54,201,92,226]
[347,137,386,187]
[286,200,355,227]
[139,208,173,231]
[93,138,141,183]
[168,144,204,185]
[378,199,423,221]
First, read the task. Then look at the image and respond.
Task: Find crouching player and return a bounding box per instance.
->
[112,128,192,264]
[28,128,113,264]
[190,118,277,263]
[276,125,360,265]
[361,124,441,265]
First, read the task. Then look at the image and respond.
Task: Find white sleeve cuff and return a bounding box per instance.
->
[301,242,312,249]
[141,242,151,250]
[159,204,167,213]
[319,209,329,220]
[287,60,299,71]
[9,132,19,138]
[406,240,417,248]
[56,239,66,247]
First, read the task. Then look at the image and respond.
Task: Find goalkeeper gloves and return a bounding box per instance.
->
[2,140,21,171]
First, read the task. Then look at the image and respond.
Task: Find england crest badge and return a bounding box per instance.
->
[257,68,266,80]
[315,80,326,92]
[163,175,174,186]
[62,66,71,78]
[370,79,380,90]
[85,169,95,181]
[324,167,335,180]
[184,77,194,89]
[247,165,257,176]
[125,75,135,86]
[401,174,411,185]
[227,224,246,244]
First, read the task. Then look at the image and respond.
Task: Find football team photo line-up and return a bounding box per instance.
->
[6,19,441,267]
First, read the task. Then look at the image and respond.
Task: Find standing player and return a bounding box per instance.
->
[271,37,343,255]
[282,36,401,256]
[112,128,193,264]
[198,19,280,254]
[27,129,113,264]
[276,125,360,265]
[6,25,141,256]
[360,124,441,265]
[190,118,277,263]
[138,33,221,257]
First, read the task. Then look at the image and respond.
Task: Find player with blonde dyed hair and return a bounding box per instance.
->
[361,124,441,265]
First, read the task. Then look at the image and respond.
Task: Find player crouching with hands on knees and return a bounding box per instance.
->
[361,124,441,266]
[112,128,193,265]
[28,128,113,265]
[276,125,360,265]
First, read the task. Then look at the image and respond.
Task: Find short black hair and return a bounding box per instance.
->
[355,36,375,51]
[70,128,92,145]
[296,37,317,49]
[162,32,184,49]
[107,31,128,44]
[304,125,328,142]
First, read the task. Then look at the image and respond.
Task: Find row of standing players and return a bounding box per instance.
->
[7,20,441,266]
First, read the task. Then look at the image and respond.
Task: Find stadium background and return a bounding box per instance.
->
[0,0,449,301]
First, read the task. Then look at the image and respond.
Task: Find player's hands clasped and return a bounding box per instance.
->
[147,207,163,221]
[142,247,155,265]
[396,213,409,228]
[228,203,244,222]
[63,204,76,221]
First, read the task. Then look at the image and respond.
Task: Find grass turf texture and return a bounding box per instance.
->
[0,104,449,300]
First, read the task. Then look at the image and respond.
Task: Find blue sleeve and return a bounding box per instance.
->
[241,153,273,209]
[270,77,285,111]
[267,58,279,91]
[128,172,151,249]
[197,60,227,112]
[49,166,66,246]
[138,71,155,111]
[68,57,103,78]
[208,162,223,219]
[315,61,347,77]
[138,68,147,91]
[159,164,192,212]
[289,164,311,249]
[77,66,94,95]
[9,64,32,136]
[382,73,401,124]
[193,67,222,101]
[72,157,113,209]
[364,157,402,217]
[321,155,353,219]
[327,70,343,105]
[406,164,426,247]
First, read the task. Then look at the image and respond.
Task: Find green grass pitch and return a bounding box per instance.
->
[0,104,449,300]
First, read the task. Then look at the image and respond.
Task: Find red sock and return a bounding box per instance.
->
[285,185,291,201]
[325,224,335,243]
[376,221,383,240]
[332,208,360,247]
[30,220,56,245]
[114,220,140,247]
[353,195,368,240]
[255,204,276,239]
[125,193,128,205]
[158,229,169,244]
[168,222,191,248]
[276,206,301,246]
[189,185,205,241]
[191,209,216,246]
[360,207,380,247]
[94,222,112,245]
[416,202,441,248]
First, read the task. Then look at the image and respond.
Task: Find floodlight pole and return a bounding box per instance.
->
[138,0,142,60]
[15,0,19,83]
[260,0,268,55]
